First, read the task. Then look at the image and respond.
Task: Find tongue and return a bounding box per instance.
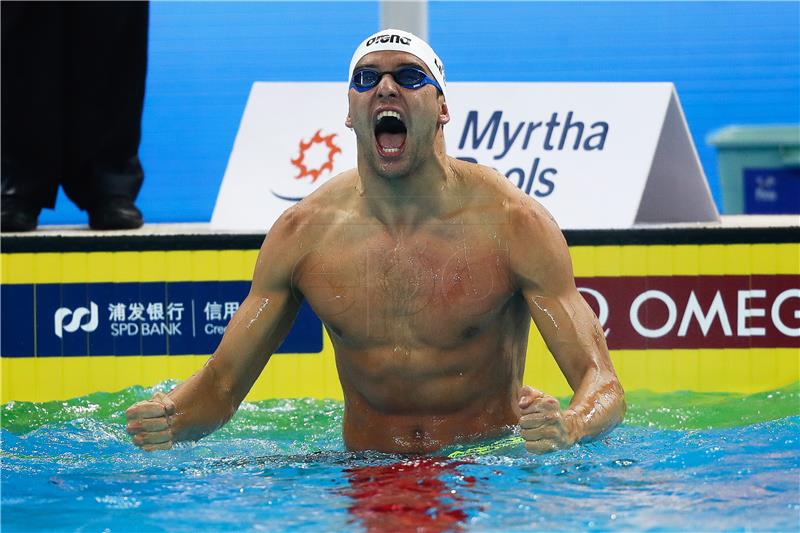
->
[377,132,406,149]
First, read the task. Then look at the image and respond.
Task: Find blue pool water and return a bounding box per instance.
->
[2,386,799,532]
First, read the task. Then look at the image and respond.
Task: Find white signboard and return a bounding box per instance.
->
[211,82,718,231]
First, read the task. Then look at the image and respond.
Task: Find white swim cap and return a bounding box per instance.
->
[348,28,447,100]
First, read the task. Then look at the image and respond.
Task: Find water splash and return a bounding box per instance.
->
[1,385,798,531]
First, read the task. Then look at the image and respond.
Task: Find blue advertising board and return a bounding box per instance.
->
[744,168,800,214]
[1,281,322,357]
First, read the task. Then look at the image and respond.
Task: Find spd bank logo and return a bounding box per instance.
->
[54,302,98,338]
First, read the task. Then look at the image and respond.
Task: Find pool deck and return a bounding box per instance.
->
[1,214,797,402]
[1,215,797,252]
[1,214,797,238]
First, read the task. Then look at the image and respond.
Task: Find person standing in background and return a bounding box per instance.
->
[1,1,149,232]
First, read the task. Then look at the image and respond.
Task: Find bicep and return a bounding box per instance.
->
[523,287,608,391]
[510,200,609,391]
[210,285,303,398]
[202,210,306,403]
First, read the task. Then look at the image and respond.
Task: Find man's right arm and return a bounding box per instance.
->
[125,207,307,450]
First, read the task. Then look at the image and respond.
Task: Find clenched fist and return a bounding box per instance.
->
[518,385,578,454]
[125,392,176,451]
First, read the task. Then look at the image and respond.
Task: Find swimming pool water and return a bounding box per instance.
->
[2,384,798,532]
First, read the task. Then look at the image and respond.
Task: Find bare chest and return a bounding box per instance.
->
[295,228,515,346]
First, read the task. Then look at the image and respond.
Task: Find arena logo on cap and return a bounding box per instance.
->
[366,34,411,47]
[434,57,444,77]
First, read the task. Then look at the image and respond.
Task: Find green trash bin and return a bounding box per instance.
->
[707,125,800,214]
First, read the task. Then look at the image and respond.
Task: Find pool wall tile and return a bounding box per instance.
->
[569,246,594,277]
[63,356,90,400]
[87,252,115,283]
[141,252,167,283]
[672,349,700,392]
[672,245,699,276]
[35,253,62,284]
[36,356,63,401]
[593,245,622,276]
[60,253,88,284]
[776,243,800,274]
[4,357,36,401]
[620,246,647,277]
[1,253,29,284]
[698,245,725,275]
[2,240,798,402]
[166,251,194,282]
[725,244,751,275]
[113,252,140,282]
[775,348,799,386]
[192,251,220,281]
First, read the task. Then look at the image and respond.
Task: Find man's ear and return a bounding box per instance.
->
[438,100,450,126]
[345,115,353,128]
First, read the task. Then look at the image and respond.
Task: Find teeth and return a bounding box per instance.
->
[383,148,400,153]
[376,110,402,122]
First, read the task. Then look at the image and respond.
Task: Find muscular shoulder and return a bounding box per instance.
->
[447,158,554,234]
[507,190,563,246]
[449,157,512,198]
[256,170,359,287]
[268,169,359,240]
[464,162,574,293]
[444,158,520,224]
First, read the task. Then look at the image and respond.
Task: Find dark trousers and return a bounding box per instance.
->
[1,1,148,211]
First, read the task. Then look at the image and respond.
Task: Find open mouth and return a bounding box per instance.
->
[374,111,407,158]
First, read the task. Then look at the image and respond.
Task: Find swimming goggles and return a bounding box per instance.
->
[350,66,443,94]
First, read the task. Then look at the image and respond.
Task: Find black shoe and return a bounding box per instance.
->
[88,197,144,230]
[1,196,41,232]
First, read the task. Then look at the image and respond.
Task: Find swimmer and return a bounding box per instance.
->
[126,29,625,454]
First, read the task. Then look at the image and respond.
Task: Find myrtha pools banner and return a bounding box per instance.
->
[212,82,717,231]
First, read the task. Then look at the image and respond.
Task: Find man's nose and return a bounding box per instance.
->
[376,73,399,98]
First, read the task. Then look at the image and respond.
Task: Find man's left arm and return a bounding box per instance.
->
[509,198,625,453]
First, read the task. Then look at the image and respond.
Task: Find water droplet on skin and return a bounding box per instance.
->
[531,296,559,330]
[247,298,270,329]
